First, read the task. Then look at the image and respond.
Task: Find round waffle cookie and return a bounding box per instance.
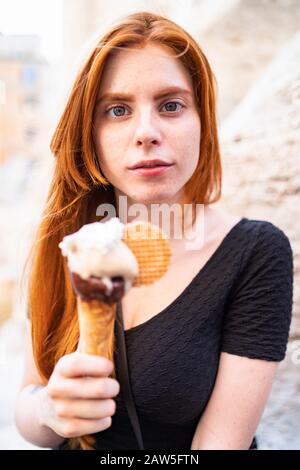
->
[123,221,172,287]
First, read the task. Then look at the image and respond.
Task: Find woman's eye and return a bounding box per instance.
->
[162,101,183,113]
[106,105,129,118]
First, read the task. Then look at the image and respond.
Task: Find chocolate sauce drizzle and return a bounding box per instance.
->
[71,272,125,304]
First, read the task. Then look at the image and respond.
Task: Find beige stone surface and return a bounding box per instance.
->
[198,0,300,119]
[219,30,300,337]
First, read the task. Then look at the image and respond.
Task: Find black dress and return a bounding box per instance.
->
[58,217,293,450]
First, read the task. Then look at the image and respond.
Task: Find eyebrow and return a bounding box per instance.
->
[97,86,192,103]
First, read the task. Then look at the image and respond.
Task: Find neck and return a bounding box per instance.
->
[114,189,199,243]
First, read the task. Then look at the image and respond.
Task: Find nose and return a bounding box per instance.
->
[134,110,161,149]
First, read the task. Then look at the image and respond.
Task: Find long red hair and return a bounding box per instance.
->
[28,9,222,446]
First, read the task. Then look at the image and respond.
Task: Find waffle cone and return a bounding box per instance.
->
[123,221,171,287]
[77,297,116,361]
[71,298,117,451]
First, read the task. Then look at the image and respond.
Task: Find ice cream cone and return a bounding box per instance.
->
[59,218,172,450]
[77,297,116,361]
[75,297,117,451]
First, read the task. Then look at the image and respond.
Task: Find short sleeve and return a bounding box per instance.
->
[221,222,294,361]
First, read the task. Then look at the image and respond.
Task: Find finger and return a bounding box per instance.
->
[49,377,120,399]
[56,352,114,378]
[55,398,116,420]
[60,417,112,438]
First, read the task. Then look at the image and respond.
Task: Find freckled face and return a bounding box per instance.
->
[93,43,201,205]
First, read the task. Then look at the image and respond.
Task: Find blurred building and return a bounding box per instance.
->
[0,33,55,325]
[0,33,49,163]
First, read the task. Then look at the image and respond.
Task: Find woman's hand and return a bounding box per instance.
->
[38,352,120,439]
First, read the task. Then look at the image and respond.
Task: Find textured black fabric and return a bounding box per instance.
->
[59,217,294,450]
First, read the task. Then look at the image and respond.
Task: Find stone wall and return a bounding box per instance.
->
[218,31,300,337]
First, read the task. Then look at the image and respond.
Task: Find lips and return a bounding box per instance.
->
[129,159,173,170]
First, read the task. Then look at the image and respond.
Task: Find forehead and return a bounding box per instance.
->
[98,43,193,95]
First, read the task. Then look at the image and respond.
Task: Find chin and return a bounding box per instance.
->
[133,191,175,205]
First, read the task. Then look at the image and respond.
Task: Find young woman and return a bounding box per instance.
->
[15,11,293,450]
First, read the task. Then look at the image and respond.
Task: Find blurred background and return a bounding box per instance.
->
[0,0,299,449]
